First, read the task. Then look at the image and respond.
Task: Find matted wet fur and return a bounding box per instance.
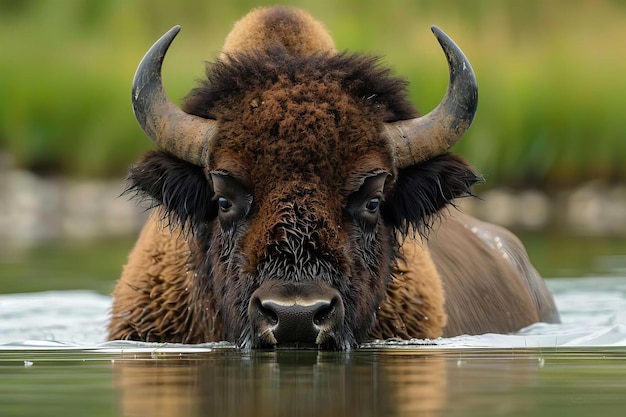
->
[109,6,559,348]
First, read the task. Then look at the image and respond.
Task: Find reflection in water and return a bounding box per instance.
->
[113,348,559,417]
[114,349,448,417]
[3,347,626,417]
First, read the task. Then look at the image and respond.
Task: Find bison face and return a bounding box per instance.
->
[130,68,402,349]
[127,23,481,350]
[198,64,405,349]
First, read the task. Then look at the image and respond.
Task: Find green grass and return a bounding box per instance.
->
[1,0,625,187]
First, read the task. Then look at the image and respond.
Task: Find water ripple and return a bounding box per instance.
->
[1,277,625,350]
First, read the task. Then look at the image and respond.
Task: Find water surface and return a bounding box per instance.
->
[1,277,626,416]
[1,235,626,416]
[1,346,625,417]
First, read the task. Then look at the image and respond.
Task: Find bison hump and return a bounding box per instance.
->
[220,6,336,59]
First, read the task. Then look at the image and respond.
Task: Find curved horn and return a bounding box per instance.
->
[132,26,218,165]
[382,26,478,168]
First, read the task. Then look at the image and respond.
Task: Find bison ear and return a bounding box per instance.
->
[382,153,483,237]
[126,150,217,232]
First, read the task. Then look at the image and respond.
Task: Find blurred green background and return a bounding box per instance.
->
[2,0,625,188]
[2,0,626,294]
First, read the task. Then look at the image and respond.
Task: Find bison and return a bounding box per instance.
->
[109,6,559,349]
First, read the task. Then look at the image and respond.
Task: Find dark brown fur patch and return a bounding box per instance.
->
[184,48,417,125]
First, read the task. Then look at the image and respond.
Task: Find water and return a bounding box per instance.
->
[2,277,626,348]
[1,235,626,416]
[1,278,626,416]
[1,347,625,417]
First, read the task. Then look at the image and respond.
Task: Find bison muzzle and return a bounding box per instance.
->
[249,281,345,349]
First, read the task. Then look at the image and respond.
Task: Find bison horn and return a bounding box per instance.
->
[132,26,218,166]
[382,26,478,168]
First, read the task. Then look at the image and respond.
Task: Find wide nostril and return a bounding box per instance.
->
[252,297,279,326]
[313,298,336,327]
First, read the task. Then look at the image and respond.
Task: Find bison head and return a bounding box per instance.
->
[127,7,481,349]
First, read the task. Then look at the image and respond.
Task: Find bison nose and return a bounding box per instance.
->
[249,284,344,348]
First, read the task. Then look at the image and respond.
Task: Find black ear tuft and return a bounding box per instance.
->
[382,153,483,237]
[125,150,216,233]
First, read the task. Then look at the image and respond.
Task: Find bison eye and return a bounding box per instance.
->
[357,194,384,228]
[217,196,232,212]
[365,197,380,213]
[210,171,252,229]
[346,171,389,232]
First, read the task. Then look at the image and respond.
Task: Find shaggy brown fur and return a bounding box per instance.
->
[109,6,559,346]
[371,235,447,340]
[108,212,222,342]
[109,211,444,342]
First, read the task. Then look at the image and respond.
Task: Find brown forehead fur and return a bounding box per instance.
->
[182,49,418,179]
